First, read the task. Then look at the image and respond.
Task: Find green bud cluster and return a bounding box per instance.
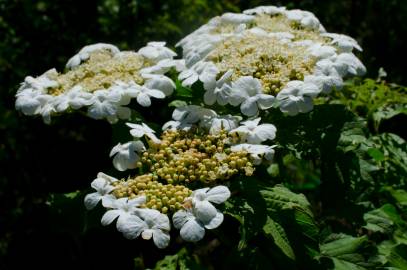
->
[139,129,254,184]
[112,174,192,214]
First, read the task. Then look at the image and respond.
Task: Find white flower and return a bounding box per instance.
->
[116,81,166,107]
[203,70,234,106]
[172,105,217,124]
[141,74,176,96]
[276,80,320,116]
[101,196,146,232]
[182,38,222,67]
[126,122,161,144]
[66,43,120,69]
[306,43,336,59]
[179,61,219,87]
[138,42,177,62]
[120,209,171,249]
[230,118,276,144]
[304,59,343,93]
[231,144,275,165]
[173,186,230,242]
[87,89,124,121]
[84,173,118,210]
[304,74,342,94]
[20,70,59,91]
[332,53,366,76]
[200,114,242,135]
[15,89,52,116]
[15,71,59,116]
[53,86,93,112]
[229,76,275,116]
[140,59,186,75]
[162,120,193,131]
[321,33,362,52]
[110,141,146,171]
[39,102,56,124]
[284,9,322,31]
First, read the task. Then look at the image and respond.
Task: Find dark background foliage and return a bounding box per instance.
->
[0,0,406,269]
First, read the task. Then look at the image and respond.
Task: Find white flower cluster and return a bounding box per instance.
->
[15,42,182,123]
[177,5,366,116]
[84,171,231,248]
[85,105,277,247]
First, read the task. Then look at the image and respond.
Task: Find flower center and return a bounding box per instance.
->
[46,50,151,96]
[206,33,317,95]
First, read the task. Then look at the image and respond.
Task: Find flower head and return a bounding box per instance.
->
[176,5,365,116]
[16,42,177,123]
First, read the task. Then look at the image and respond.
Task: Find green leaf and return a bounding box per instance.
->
[260,185,319,257]
[174,80,193,98]
[320,234,371,270]
[260,185,312,216]
[263,216,296,260]
[382,187,407,209]
[387,244,407,269]
[367,148,385,161]
[363,204,399,233]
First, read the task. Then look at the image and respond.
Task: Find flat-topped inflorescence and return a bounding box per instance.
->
[177,5,366,116]
[85,105,277,248]
[15,42,182,123]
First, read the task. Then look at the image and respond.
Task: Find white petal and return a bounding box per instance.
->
[204,89,217,105]
[137,93,152,107]
[97,172,118,184]
[204,212,224,229]
[147,89,166,99]
[101,194,116,208]
[84,193,101,210]
[232,76,262,96]
[173,210,194,230]
[256,94,275,109]
[180,219,205,242]
[128,196,147,208]
[194,200,218,224]
[205,186,231,204]
[101,209,121,226]
[240,98,258,116]
[297,96,314,113]
[152,230,170,249]
[120,215,147,239]
[90,177,107,191]
[254,124,277,142]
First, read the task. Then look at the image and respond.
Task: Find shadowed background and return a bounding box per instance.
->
[0,0,406,269]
